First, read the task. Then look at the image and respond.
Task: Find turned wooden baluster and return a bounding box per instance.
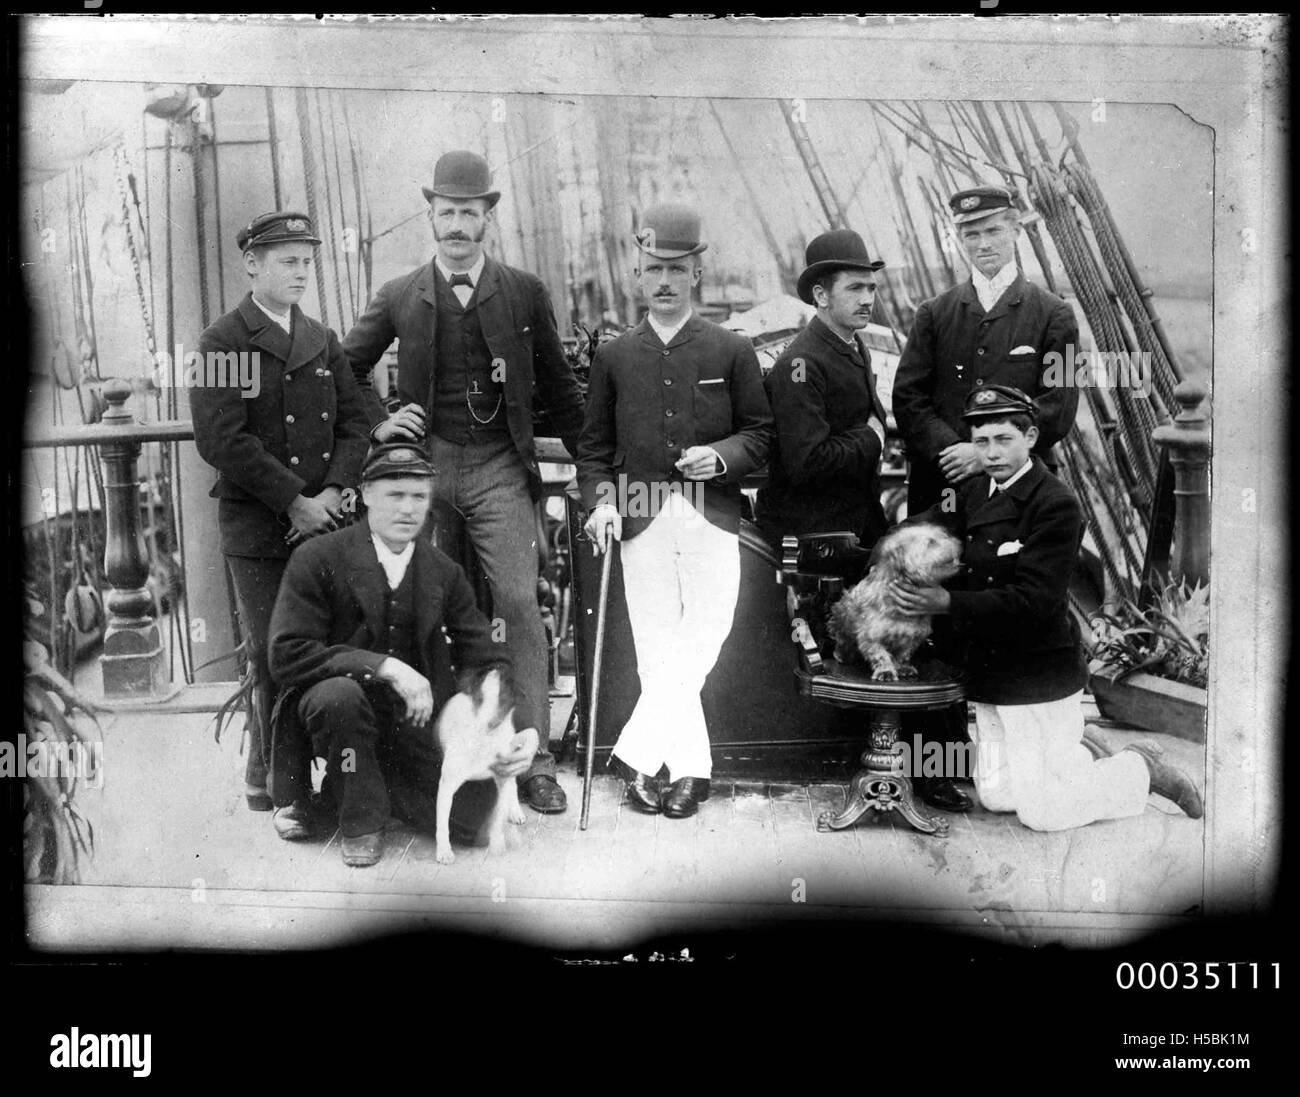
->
[99,379,169,698]
[1151,380,1211,588]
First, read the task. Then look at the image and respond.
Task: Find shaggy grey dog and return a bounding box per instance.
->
[828,523,963,680]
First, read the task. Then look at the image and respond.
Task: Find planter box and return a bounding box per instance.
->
[1087,660,1207,743]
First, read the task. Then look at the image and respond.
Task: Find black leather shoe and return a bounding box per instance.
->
[1125,742,1203,818]
[341,831,384,867]
[245,782,273,812]
[915,776,973,813]
[662,777,711,818]
[272,800,317,841]
[519,774,568,814]
[610,757,661,814]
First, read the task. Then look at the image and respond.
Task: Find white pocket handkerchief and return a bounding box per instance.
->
[697,377,725,385]
[1009,345,1037,355]
[996,540,1023,556]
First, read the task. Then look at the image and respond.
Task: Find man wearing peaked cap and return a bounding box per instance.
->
[891,184,1080,808]
[891,382,1203,832]
[756,228,890,557]
[191,210,371,819]
[343,149,585,815]
[576,202,774,819]
[892,184,1079,516]
[266,438,534,867]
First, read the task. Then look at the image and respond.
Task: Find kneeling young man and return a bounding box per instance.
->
[267,444,538,867]
[893,385,1202,831]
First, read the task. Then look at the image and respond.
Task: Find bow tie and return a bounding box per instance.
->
[448,272,474,289]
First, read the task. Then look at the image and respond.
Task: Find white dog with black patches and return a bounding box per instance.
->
[828,523,963,680]
[434,668,533,864]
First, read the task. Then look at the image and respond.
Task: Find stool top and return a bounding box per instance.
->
[796,658,965,710]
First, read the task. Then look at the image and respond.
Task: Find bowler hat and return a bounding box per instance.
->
[237,211,321,251]
[949,185,1017,226]
[796,229,886,305]
[421,150,501,208]
[361,443,435,482]
[962,384,1038,422]
[634,203,708,260]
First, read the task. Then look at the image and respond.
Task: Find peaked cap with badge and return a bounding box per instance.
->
[948,185,1017,226]
[237,211,322,250]
[962,384,1039,422]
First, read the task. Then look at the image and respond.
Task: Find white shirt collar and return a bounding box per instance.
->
[971,261,1018,312]
[371,533,416,590]
[252,294,292,334]
[989,457,1034,496]
[647,309,692,347]
[435,252,485,288]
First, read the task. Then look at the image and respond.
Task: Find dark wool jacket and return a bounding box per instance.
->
[192,294,372,559]
[893,274,1079,512]
[755,315,889,553]
[342,255,586,497]
[912,456,1087,705]
[576,313,774,540]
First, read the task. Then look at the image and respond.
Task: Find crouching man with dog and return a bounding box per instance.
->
[266,443,537,867]
[891,385,1203,831]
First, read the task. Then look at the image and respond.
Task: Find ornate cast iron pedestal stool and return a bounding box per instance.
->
[779,533,965,837]
[794,662,965,837]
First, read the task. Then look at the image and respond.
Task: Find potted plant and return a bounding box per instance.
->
[21,585,100,884]
[1086,578,1209,743]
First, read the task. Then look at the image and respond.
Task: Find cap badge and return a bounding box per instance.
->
[960,196,981,211]
[285,218,307,232]
[975,389,997,404]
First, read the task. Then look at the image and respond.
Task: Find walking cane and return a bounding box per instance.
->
[580,521,615,830]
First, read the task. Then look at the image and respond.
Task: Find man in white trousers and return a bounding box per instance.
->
[893,385,1202,830]
[576,203,773,818]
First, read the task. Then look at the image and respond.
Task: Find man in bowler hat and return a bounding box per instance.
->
[267,443,537,867]
[342,150,586,815]
[755,228,890,556]
[893,386,1202,831]
[576,204,773,818]
[191,212,371,822]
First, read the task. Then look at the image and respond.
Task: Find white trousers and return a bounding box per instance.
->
[613,491,740,781]
[970,691,1150,831]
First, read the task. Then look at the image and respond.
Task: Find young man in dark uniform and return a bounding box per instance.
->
[892,185,1081,809]
[266,444,537,867]
[192,212,371,820]
[755,229,889,556]
[893,386,1202,829]
[342,150,585,816]
[892,185,1080,516]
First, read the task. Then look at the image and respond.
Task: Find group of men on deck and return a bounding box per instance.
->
[191,149,1201,868]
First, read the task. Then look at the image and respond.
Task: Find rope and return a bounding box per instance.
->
[314,88,347,331]
[1030,163,1159,494]
[1064,162,1179,411]
[295,87,330,329]
[326,90,357,326]
[264,87,283,209]
[207,96,227,315]
[190,118,212,330]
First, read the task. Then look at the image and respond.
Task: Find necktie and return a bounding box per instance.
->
[448,273,473,288]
